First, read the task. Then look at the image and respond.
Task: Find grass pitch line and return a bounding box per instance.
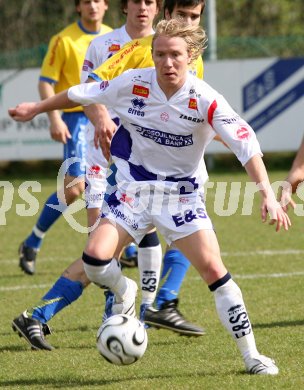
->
[233,271,304,280]
[2,248,304,266]
[0,283,51,292]
[221,249,304,257]
[2,270,304,292]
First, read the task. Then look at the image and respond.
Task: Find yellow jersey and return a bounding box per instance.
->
[90,34,204,82]
[40,21,112,112]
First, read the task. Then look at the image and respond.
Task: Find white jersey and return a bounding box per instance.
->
[69,68,262,192]
[81,25,133,124]
[81,25,132,83]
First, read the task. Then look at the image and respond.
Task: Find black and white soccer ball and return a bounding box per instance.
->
[96,314,148,365]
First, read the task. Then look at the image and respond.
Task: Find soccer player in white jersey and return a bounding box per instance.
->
[11,0,205,353]
[9,19,290,375]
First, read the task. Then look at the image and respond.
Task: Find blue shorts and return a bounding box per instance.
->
[62,112,88,177]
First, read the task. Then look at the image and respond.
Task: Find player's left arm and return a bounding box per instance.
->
[244,154,291,232]
[208,95,290,231]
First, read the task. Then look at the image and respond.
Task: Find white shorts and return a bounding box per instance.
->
[102,181,214,245]
[85,123,108,209]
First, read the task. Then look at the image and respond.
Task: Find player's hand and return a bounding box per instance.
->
[94,118,117,161]
[278,181,297,212]
[49,119,71,144]
[261,195,291,232]
[8,102,38,121]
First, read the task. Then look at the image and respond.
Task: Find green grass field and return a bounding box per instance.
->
[1,170,303,389]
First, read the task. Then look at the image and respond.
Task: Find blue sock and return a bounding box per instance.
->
[156,249,191,309]
[25,192,68,249]
[29,277,83,323]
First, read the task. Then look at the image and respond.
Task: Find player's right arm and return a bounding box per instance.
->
[39,34,71,144]
[38,80,71,144]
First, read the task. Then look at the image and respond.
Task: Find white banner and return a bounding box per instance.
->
[1,57,303,161]
[204,57,304,153]
[0,69,61,161]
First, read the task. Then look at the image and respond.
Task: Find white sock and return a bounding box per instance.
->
[213,278,259,361]
[138,244,162,306]
[83,258,128,301]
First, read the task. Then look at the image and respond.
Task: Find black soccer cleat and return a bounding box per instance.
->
[144,299,206,337]
[119,243,138,268]
[18,242,38,275]
[12,312,54,351]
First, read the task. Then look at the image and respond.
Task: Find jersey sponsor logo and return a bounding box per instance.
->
[179,197,189,204]
[82,59,94,72]
[131,98,146,110]
[188,98,198,110]
[172,208,207,227]
[87,165,103,179]
[160,112,169,122]
[179,114,204,123]
[236,126,251,141]
[128,98,147,117]
[86,193,104,203]
[142,270,157,293]
[108,40,140,70]
[222,115,239,125]
[128,98,147,116]
[132,124,193,147]
[89,165,100,174]
[189,88,201,98]
[99,80,109,90]
[120,193,135,207]
[228,304,251,339]
[132,85,149,98]
[109,205,138,230]
[108,44,121,52]
[128,108,145,117]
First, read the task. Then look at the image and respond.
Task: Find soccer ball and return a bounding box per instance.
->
[96,314,148,365]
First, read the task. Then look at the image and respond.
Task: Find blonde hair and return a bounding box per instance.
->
[152,19,208,63]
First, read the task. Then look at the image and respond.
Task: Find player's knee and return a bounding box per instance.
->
[64,182,85,204]
[139,231,160,248]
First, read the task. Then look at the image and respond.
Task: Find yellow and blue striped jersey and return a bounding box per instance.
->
[40,21,112,112]
[90,34,204,82]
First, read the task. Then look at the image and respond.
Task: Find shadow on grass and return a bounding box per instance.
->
[0,368,243,388]
[253,319,304,329]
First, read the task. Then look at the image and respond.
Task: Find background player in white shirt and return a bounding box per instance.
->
[18,0,111,276]
[81,0,164,329]
[9,19,290,375]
